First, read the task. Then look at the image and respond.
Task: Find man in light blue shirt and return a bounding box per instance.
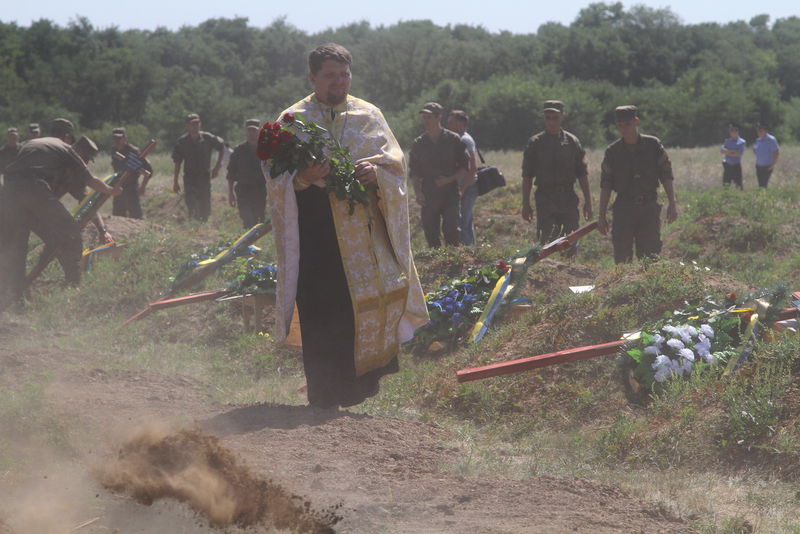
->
[720,124,745,189]
[753,123,779,188]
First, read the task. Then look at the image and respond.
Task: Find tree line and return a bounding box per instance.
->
[1,3,799,151]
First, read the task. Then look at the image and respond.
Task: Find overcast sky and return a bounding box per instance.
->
[5,0,798,34]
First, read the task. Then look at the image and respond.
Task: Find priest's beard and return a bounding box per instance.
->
[325,90,346,105]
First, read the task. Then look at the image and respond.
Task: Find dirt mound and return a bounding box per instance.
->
[99,427,341,533]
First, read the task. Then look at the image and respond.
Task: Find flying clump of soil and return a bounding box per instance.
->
[98,427,341,533]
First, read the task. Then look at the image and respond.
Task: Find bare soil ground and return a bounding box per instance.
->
[0,315,696,534]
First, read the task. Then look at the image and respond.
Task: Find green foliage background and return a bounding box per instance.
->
[2,3,800,150]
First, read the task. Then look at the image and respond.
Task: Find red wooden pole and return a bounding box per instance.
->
[123,289,231,325]
[456,339,626,383]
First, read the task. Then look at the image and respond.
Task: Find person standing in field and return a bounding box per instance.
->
[267,43,428,409]
[227,119,267,228]
[753,123,779,188]
[521,100,592,256]
[446,110,479,246]
[171,113,225,222]
[409,102,468,248]
[110,127,153,219]
[0,119,121,306]
[598,105,678,264]
[720,124,745,190]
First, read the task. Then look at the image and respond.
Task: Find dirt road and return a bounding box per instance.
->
[0,320,692,533]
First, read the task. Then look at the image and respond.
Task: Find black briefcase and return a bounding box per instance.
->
[475,148,505,196]
[476,165,505,196]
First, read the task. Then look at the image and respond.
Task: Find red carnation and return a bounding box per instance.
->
[282,113,295,124]
[726,292,737,302]
[496,260,510,273]
[278,130,294,143]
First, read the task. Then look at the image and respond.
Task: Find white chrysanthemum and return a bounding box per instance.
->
[680,359,693,374]
[654,367,671,382]
[700,324,714,339]
[644,345,660,356]
[677,327,693,345]
[652,354,671,369]
[679,348,696,362]
[685,325,698,338]
[695,335,712,358]
[652,334,665,348]
[669,359,683,373]
[667,338,685,351]
[663,325,678,336]
[703,352,717,364]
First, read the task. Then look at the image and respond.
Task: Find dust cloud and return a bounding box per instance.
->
[98,425,341,533]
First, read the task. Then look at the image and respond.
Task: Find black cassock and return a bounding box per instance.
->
[294,185,398,408]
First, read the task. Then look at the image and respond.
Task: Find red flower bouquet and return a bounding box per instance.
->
[257,113,372,214]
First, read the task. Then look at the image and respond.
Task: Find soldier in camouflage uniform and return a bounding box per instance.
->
[0,119,122,305]
[598,106,678,263]
[521,100,592,256]
[171,113,224,222]
[227,119,267,228]
[110,127,153,219]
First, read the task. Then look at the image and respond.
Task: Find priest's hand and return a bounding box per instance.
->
[297,160,330,188]
[355,160,377,185]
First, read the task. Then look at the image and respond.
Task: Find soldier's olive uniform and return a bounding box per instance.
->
[409,129,468,248]
[0,138,92,303]
[521,129,587,250]
[111,143,153,219]
[171,131,224,221]
[600,134,674,263]
[227,141,267,228]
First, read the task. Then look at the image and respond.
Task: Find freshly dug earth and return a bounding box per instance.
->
[99,427,340,533]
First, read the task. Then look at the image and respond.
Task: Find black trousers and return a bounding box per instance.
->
[0,180,82,304]
[722,162,743,190]
[112,178,143,219]
[535,188,579,255]
[755,165,773,188]
[294,185,395,408]
[184,173,211,222]
[611,200,662,264]
[420,178,460,248]
[235,182,266,228]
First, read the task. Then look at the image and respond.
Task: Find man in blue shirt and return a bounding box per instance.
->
[447,110,479,245]
[720,124,745,189]
[753,123,780,188]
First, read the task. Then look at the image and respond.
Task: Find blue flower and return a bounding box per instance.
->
[451,312,463,324]
[464,295,476,305]
[444,304,455,315]
[456,301,466,313]
[463,283,475,293]
[448,290,459,298]
[443,297,455,306]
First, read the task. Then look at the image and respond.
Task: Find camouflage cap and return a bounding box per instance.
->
[420,102,444,116]
[73,135,99,161]
[7,127,18,135]
[245,118,261,128]
[614,105,638,121]
[543,100,565,113]
[757,122,769,130]
[29,123,40,133]
[111,127,126,137]
[185,113,200,123]
[50,118,75,137]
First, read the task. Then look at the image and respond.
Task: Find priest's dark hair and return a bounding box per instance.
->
[308,43,352,75]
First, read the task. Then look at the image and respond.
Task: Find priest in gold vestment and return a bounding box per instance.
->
[267,43,429,408]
